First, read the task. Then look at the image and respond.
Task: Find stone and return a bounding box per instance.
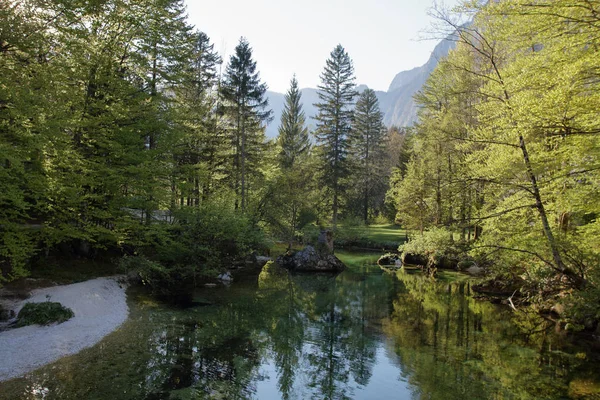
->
[377,253,401,266]
[256,256,272,267]
[466,265,484,276]
[401,252,428,266]
[276,245,345,272]
[217,272,233,283]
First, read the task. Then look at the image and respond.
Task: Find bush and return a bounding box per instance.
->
[16,301,74,327]
[400,228,464,270]
[400,227,458,256]
[121,203,267,302]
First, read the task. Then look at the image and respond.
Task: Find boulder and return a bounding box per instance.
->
[217,272,233,284]
[378,253,401,266]
[277,245,345,272]
[401,252,428,266]
[256,256,272,267]
[428,253,459,270]
[465,265,484,276]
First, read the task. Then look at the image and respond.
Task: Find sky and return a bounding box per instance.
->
[185,0,461,94]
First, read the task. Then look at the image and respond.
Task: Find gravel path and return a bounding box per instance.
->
[0,277,129,382]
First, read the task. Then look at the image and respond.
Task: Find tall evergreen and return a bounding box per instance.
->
[351,88,387,223]
[278,75,310,169]
[314,45,357,228]
[174,31,223,207]
[220,37,272,211]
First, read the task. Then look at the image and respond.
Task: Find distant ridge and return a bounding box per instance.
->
[265,35,455,138]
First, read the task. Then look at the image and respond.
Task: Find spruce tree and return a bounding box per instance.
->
[314,45,357,229]
[174,31,223,207]
[278,75,310,169]
[351,88,387,224]
[221,37,272,211]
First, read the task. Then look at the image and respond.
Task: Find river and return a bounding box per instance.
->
[1,251,599,399]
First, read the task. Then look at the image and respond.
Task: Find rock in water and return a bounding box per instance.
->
[217,272,233,284]
[255,256,272,267]
[276,231,345,272]
[377,253,401,266]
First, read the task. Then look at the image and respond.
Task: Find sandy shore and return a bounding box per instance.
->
[0,277,129,382]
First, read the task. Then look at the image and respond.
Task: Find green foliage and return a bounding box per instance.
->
[348,88,389,223]
[400,228,458,258]
[386,0,600,318]
[314,45,357,227]
[121,203,266,300]
[220,37,273,211]
[16,302,74,327]
[278,75,310,169]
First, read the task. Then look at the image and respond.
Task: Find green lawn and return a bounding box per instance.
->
[362,224,407,244]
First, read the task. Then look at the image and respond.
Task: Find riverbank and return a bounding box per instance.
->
[0,276,129,382]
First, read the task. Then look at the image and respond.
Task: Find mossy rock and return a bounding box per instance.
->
[16,302,74,327]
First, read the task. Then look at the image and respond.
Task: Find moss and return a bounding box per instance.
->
[16,302,74,327]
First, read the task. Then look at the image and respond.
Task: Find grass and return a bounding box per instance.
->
[336,223,408,250]
[362,224,408,245]
[16,301,74,327]
[272,224,409,253]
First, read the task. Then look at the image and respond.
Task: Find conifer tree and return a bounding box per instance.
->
[314,45,357,228]
[221,37,272,211]
[174,31,223,207]
[350,88,387,224]
[278,75,310,169]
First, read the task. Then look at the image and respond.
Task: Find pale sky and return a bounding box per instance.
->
[185,0,461,94]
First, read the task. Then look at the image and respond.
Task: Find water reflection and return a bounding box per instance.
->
[0,252,599,399]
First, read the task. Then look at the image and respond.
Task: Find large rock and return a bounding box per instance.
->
[276,245,345,272]
[378,253,401,266]
[401,252,428,266]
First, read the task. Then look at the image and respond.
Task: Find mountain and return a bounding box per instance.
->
[265,88,319,139]
[378,36,456,127]
[264,34,455,138]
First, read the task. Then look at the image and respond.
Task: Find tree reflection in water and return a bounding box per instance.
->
[1,252,599,399]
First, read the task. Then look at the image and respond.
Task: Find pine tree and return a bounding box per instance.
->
[220,37,273,211]
[314,45,357,229]
[278,75,310,169]
[350,88,387,224]
[173,31,223,207]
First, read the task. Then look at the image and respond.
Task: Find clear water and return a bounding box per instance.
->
[1,251,599,399]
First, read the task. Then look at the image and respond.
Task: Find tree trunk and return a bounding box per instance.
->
[518,135,581,286]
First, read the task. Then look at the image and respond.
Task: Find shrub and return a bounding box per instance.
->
[16,301,74,327]
[121,203,267,302]
[400,227,458,257]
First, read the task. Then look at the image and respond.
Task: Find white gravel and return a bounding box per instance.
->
[0,277,129,382]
